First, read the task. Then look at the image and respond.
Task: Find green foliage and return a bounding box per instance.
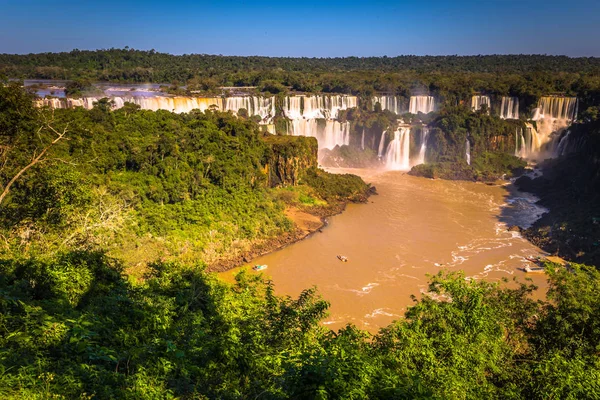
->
[259,80,288,95]
[1,253,599,398]
[64,78,94,98]
[1,57,599,399]
[410,161,476,181]
[0,84,367,268]
[471,151,527,180]
[409,152,526,182]
[426,105,524,162]
[302,167,369,202]
[3,50,600,110]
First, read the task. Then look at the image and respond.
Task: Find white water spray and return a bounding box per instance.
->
[378,131,387,158]
[415,128,429,165]
[471,95,491,113]
[466,139,471,165]
[372,95,405,114]
[385,128,411,170]
[409,96,435,114]
[500,97,519,119]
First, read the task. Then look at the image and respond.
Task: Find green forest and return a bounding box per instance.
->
[1,49,600,399]
[2,50,600,109]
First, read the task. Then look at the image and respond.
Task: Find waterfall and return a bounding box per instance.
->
[555,130,572,156]
[372,95,405,114]
[283,95,357,120]
[224,96,275,122]
[361,129,365,150]
[132,97,227,113]
[36,93,358,148]
[34,95,279,121]
[378,131,387,157]
[284,96,303,119]
[466,139,471,165]
[282,95,358,149]
[528,96,577,156]
[515,123,543,159]
[289,119,318,139]
[471,95,491,113]
[415,128,429,165]
[500,97,519,119]
[409,96,435,114]
[36,96,230,114]
[287,119,350,150]
[321,121,350,149]
[385,128,411,171]
[532,96,578,122]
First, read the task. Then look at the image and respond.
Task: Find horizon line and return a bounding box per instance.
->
[2,48,599,59]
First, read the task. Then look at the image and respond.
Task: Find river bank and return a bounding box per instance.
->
[207,194,371,272]
[514,155,600,268]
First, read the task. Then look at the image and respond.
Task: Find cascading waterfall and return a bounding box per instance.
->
[409,96,435,114]
[529,96,578,156]
[321,121,351,150]
[35,96,227,113]
[224,96,275,122]
[34,95,277,121]
[283,95,358,149]
[500,97,519,119]
[466,139,471,165]
[385,128,411,171]
[515,123,543,158]
[415,127,429,165]
[471,95,491,113]
[515,128,523,156]
[283,95,357,120]
[288,119,318,140]
[287,119,351,150]
[532,97,578,122]
[378,131,387,157]
[555,129,572,156]
[35,94,358,147]
[283,96,303,119]
[372,95,405,114]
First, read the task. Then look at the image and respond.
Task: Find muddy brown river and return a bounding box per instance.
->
[220,169,549,332]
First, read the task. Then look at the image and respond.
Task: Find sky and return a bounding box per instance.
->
[1,0,599,57]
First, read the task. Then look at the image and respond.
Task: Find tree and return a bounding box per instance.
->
[0,80,70,206]
[0,114,69,206]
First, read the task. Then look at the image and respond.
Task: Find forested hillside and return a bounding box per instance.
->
[0,80,369,273]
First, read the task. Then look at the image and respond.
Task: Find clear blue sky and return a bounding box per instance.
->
[1,0,599,56]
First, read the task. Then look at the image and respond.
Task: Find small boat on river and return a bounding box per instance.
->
[253,264,268,271]
[337,255,348,262]
[524,265,545,273]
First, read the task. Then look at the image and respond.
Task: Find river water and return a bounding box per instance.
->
[220,169,549,332]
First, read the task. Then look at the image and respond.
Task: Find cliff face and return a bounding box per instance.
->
[477,134,517,154]
[515,120,600,267]
[263,135,318,187]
